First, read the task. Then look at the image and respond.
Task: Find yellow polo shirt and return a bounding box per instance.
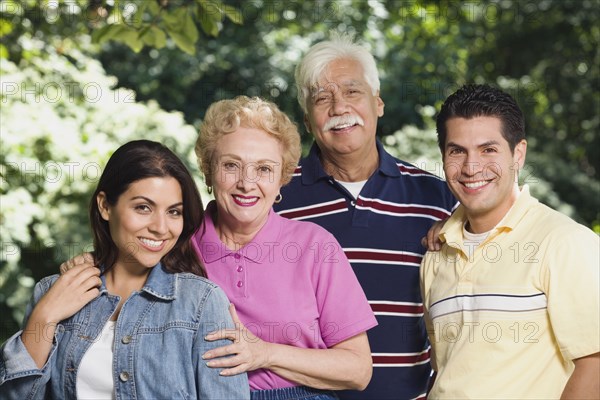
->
[421,186,599,399]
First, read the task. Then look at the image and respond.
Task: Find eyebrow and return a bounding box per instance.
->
[478,140,501,148]
[219,154,280,164]
[343,80,364,87]
[445,142,465,151]
[313,80,365,93]
[446,140,501,150]
[130,196,183,208]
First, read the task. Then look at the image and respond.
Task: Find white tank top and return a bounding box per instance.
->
[76,320,116,399]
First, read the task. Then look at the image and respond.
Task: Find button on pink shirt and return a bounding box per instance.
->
[192,201,377,390]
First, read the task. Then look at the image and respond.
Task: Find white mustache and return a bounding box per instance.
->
[323,115,364,131]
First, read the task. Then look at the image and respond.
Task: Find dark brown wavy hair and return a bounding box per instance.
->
[89,140,206,277]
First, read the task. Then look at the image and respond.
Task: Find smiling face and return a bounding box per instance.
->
[97,176,184,273]
[211,126,284,237]
[443,116,527,233]
[304,58,384,159]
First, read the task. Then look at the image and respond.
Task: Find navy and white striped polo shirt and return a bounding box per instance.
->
[274,140,456,400]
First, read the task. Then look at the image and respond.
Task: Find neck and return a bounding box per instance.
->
[105,264,150,320]
[466,185,520,234]
[465,218,497,235]
[105,265,149,294]
[320,145,379,182]
[213,209,267,250]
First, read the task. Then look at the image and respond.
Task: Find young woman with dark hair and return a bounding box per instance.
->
[0,140,249,400]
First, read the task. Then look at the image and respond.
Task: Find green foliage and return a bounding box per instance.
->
[92,0,598,227]
[1,0,598,342]
[1,0,241,57]
[384,109,581,222]
[0,36,202,341]
[458,0,600,227]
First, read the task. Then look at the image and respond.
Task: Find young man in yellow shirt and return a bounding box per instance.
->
[421,84,599,399]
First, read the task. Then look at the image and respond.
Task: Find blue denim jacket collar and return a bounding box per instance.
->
[1,264,251,399]
[99,263,176,301]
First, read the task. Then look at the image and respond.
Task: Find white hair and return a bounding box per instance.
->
[294,31,381,113]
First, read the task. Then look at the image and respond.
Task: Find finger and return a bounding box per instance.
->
[433,224,442,251]
[81,274,103,291]
[205,329,239,342]
[81,252,95,264]
[60,253,94,274]
[73,253,92,266]
[219,364,250,376]
[76,267,102,289]
[70,261,96,272]
[63,265,101,288]
[80,287,101,304]
[61,260,75,274]
[59,259,75,274]
[65,263,99,278]
[420,235,427,249]
[427,229,436,251]
[202,343,238,360]
[60,262,85,278]
[206,355,244,369]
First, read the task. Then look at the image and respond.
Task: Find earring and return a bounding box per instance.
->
[207,186,213,194]
[274,193,282,203]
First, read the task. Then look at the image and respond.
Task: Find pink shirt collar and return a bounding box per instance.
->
[197,201,283,264]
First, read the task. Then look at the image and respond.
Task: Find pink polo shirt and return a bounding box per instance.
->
[192,201,377,390]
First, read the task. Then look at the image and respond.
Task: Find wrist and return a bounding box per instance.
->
[261,340,277,370]
[23,315,58,345]
[29,306,60,329]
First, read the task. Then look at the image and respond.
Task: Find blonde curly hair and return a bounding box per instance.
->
[196,96,301,186]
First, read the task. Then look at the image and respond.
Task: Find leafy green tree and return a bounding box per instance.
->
[94,0,598,227]
[464,0,599,227]
[1,0,598,343]
[0,37,203,341]
[1,0,241,58]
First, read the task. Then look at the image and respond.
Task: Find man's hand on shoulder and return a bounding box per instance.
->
[421,218,447,251]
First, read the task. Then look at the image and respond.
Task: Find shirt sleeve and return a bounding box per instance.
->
[420,252,438,371]
[311,231,378,348]
[543,224,600,361]
[193,285,250,400]
[0,276,60,400]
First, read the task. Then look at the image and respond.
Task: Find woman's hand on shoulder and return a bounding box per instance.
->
[59,252,95,274]
[33,263,101,324]
[202,304,271,376]
[23,249,100,370]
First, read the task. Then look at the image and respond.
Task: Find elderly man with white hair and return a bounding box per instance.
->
[274,33,457,399]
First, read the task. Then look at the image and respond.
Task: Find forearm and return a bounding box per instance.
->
[0,319,55,399]
[265,334,372,391]
[561,353,600,399]
[21,310,57,369]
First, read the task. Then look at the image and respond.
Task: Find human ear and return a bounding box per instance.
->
[376,91,385,117]
[514,139,527,170]
[303,114,312,134]
[96,192,110,221]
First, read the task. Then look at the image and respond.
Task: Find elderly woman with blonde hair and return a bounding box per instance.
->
[195,96,377,400]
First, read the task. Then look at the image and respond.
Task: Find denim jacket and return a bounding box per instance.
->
[0,263,250,400]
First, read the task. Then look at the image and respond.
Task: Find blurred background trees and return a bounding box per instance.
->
[1,0,598,341]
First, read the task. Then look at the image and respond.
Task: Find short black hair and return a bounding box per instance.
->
[436,84,525,153]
